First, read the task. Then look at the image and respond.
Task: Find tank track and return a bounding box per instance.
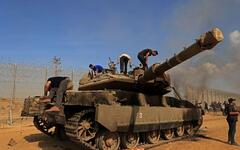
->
[147,121,200,149]
[65,110,97,150]
[142,134,198,149]
[33,116,55,137]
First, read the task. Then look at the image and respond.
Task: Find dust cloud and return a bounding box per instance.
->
[164,0,240,94]
[170,30,240,94]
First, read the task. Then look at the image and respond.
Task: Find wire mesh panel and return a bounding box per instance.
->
[0,63,86,99]
[0,63,13,99]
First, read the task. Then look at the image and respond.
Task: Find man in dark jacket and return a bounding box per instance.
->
[226,98,239,145]
[137,49,158,70]
[44,76,73,112]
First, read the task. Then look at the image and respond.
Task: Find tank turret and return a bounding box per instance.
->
[78,28,224,95]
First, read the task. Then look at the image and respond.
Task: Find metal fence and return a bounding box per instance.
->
[0,63,86,99]
[0,62,86,125]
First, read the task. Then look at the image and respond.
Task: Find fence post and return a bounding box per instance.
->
[9,64,17,125]
[71,69,74,81]
[45,67,48,82]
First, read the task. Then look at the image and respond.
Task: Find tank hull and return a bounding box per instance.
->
[21,93,203,150]
[96,104,202,132]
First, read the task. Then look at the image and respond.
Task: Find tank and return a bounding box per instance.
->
[21,28,224,150]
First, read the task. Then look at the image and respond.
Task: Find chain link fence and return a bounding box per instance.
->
[0,62,86,125]
[0,63,85,99]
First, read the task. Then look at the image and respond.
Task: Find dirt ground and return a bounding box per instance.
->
[0,99,23,121]
[0,113,240,150]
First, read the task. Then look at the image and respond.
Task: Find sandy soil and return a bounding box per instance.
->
[0,113,240,150]
[0,99,23,120]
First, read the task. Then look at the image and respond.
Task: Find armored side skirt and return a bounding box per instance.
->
[95,104,202,133]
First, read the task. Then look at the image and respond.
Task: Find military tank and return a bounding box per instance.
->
[21,28,224,150]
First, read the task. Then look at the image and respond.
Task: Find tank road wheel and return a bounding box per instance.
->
[96,131,120,150]
[185,124,194,135]
[162,129,174,140]
[76,111,97,141]
[146,130,160,144]
[121,133,140,149]
[175,126,184,137]
[65,110,98,150]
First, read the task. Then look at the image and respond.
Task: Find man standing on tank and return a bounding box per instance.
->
[225,98,239,145]
[118,53,132,74]
[137,49,158,70]
[44,76,73,112]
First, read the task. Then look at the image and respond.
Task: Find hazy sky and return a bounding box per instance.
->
[0,0,239,69]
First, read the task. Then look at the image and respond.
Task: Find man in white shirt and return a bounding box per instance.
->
[118,53,132,74]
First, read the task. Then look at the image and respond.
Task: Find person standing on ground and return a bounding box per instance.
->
[44,76,73,112]
[137,49,158,70]
[118,53,132,74]
[225,98,239,145]
[204,101,209,112]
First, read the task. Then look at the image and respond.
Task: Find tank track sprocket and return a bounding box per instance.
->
[65,109,97,150]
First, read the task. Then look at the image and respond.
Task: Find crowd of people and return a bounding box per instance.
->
[203,101,228,115]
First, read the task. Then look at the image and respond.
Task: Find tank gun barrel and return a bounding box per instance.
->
[138,28,224,82]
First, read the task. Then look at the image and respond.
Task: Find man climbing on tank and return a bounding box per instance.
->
[44,76,73,112]
[137,49,158,70]
[118,53,132,74]
[89,64,104,79]
[225,98,239,145]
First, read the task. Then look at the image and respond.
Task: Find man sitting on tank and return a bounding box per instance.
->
[137,49,158,70]
[89,64,104,79]
[44,76,73,112]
